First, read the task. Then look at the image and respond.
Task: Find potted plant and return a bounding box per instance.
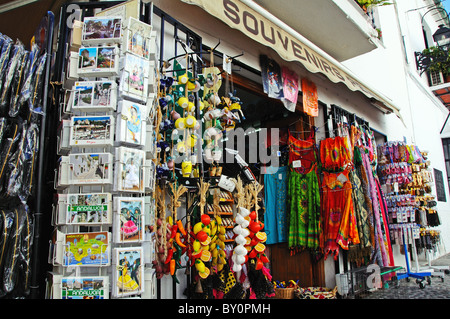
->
[420,46,450,81]
[356,0,392,12]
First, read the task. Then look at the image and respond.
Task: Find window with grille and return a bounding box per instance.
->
[441,138,450,190]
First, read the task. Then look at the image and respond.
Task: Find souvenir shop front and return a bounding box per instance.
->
[0,0,445,300]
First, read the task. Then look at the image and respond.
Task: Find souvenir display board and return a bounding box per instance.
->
[378,142,442,251]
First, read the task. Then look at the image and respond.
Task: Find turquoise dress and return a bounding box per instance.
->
[264,166,288,244]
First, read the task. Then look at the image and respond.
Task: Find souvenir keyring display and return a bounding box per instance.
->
[377,141,435,287]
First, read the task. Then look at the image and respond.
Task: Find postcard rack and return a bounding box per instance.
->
[48,0,159,299]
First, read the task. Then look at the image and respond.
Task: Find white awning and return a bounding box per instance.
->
[181,0,402,118]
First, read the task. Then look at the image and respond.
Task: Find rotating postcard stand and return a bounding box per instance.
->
[396,225,432,289]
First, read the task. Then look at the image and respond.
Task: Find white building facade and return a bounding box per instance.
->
[342,0,450,271]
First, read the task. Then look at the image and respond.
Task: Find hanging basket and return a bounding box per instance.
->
[274,287,295,299]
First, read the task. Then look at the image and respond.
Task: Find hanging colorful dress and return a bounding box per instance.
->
[361,146,390,267]
[320,135,352,172]
[321,169,360,260]
[264,166,288,244]
[287,130,321,255]
[348,146,373,265]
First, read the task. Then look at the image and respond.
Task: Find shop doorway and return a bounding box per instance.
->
[216,65,326,287]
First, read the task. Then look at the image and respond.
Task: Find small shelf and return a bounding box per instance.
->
[207,211,233,215]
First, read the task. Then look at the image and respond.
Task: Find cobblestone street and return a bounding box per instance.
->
[361,254,450,299]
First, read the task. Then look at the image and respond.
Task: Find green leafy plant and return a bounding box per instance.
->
[356,0,392,11]
[421,46,450,76]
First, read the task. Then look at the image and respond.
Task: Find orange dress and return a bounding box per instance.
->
[321,169,360,260]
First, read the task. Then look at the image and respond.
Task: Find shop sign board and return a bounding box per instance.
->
[181,0,399,115]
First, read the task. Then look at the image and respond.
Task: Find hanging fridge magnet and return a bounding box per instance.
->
[69,115,115,147]
[82,16,122,45]
[71,80,117,112]
[114,196,144,243]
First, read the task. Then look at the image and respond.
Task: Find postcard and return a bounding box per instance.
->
[63,231,110,266]
[123,17,152,59]
[114,196,144,243]
[119,53,149,102]
[116,100,147,147]
[115,147,145,193]
[82,16,122,44]
[78,46,118,76]
[95,0,140,23]
[69,115,114,147]
[68,152,113,185]
[113,247,144,297]
[71,80,117,111]
[64,193,112,225]
[60,276,109,299]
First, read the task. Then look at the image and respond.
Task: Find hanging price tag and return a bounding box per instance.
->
[337,173,348,184]
[292,160,302,168]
